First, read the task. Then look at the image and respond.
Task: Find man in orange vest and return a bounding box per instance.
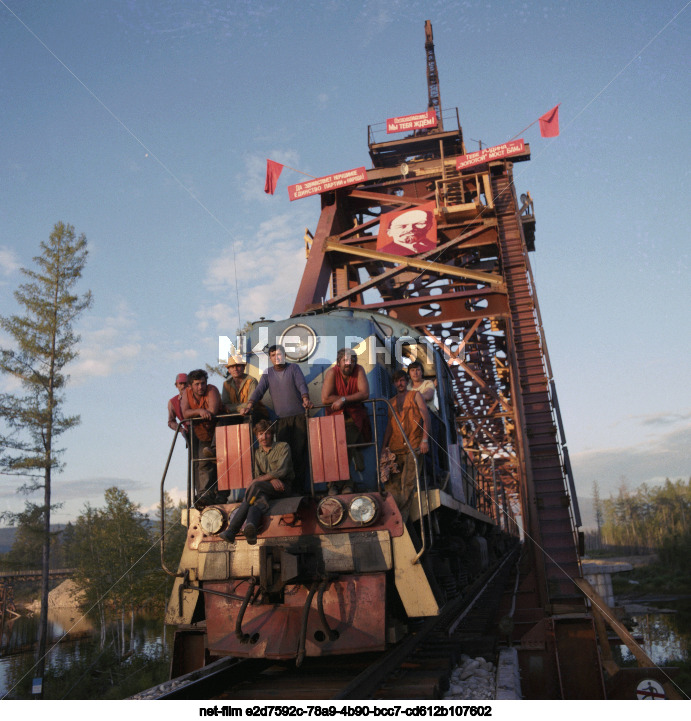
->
[382,369,430,520]
[181,368,224,505]
[321,348,371,495]
[221,355,266,420]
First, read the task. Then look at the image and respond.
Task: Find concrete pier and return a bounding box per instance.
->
[581,559,633,606]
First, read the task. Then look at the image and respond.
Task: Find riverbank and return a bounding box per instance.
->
[584,551,691,600]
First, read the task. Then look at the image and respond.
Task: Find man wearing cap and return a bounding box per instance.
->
[167,373,189,443]
[221,355,266,420]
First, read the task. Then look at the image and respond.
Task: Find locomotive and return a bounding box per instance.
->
[163,309,511,675]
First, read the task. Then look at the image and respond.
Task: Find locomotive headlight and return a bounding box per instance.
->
[317,496,346,528]
[200,507,225,535]
[348,495,379,526]
[280,324,317,362]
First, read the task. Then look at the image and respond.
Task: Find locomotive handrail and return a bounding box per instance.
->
[372,397,430,564]
[160,422,184,577]
[160,406,433,573]
[160,413,253,577]
[306,399,430,561]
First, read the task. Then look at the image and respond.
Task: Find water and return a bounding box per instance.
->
[0,608,171,699]
[616,600,691,667]
[4,601,689,698]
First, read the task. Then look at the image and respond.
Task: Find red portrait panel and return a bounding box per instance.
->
[376,201,437,257]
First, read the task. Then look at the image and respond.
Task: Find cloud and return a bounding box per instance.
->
[202,208,312,327]
[571,421,691,497]
[141,485,187,516]
[0,246,20,277]
[636,410,691,427]
[195,302,238,333]
[69,300,143,381]
[0,475,145,521]
[169,348,198,362]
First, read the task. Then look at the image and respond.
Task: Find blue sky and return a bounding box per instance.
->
[0,0,689,523]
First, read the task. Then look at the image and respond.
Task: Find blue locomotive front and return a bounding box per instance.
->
[164,309,502,673]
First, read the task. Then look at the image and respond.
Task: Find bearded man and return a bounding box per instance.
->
[321,348,371,495]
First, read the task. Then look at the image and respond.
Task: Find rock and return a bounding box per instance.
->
[26,578,85,612]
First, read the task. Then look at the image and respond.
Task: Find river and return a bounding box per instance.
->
[615,599,691,668]
[2,601,690,699]
[0,606,172,699]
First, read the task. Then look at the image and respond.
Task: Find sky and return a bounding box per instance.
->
[0,0,689,525]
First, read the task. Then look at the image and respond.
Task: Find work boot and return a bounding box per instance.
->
[242,504,264,546]
[219,501,250,544]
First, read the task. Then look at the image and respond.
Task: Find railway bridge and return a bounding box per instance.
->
[0,568,76,625]
[284,20,672,700]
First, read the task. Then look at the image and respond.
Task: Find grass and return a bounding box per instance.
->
[612,562,691,598]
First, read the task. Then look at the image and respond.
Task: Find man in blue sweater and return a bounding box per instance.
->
[244,344,312,485]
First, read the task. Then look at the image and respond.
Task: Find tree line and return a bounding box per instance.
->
[592,478,691,569]
[1,487,187,662]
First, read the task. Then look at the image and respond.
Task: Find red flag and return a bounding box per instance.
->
[264,159,284,194]
[539,105,560,137]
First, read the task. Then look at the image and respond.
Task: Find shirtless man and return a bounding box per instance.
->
[321,348,371,494]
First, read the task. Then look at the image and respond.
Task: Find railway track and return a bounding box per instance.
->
[135,546,519,701]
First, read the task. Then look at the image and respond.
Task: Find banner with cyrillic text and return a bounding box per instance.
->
[288,167,367,201]
[455,139,526,171]
[386,110,438,134]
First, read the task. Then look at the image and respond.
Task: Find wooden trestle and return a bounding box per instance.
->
[290,109,604,697]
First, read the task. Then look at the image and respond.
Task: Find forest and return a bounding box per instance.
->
[589,478,691,590]
[0,488,187,698]
[2,479,690,698]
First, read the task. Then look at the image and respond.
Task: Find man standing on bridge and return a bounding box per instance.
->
[321,348,371,494]
[383,370,430,520]
[243,345,312,485]
[167,373,189,443]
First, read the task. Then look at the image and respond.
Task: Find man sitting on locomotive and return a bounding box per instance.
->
[243,344,312,485]
[321,347,371,495]
[382,370,431,521]
[219,419,294,545]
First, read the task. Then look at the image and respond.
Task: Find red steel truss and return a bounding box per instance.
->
[289,23,605,696]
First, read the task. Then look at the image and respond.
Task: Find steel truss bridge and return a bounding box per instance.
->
[289,20,603,699]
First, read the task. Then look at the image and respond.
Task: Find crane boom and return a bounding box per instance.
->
[424,20,443,131]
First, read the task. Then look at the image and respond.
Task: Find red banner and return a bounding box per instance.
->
[386,110,438,134]
[288,167,367,201]
[455,139,526,171]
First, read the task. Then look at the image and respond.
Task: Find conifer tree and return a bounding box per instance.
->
[0,221,92,692]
